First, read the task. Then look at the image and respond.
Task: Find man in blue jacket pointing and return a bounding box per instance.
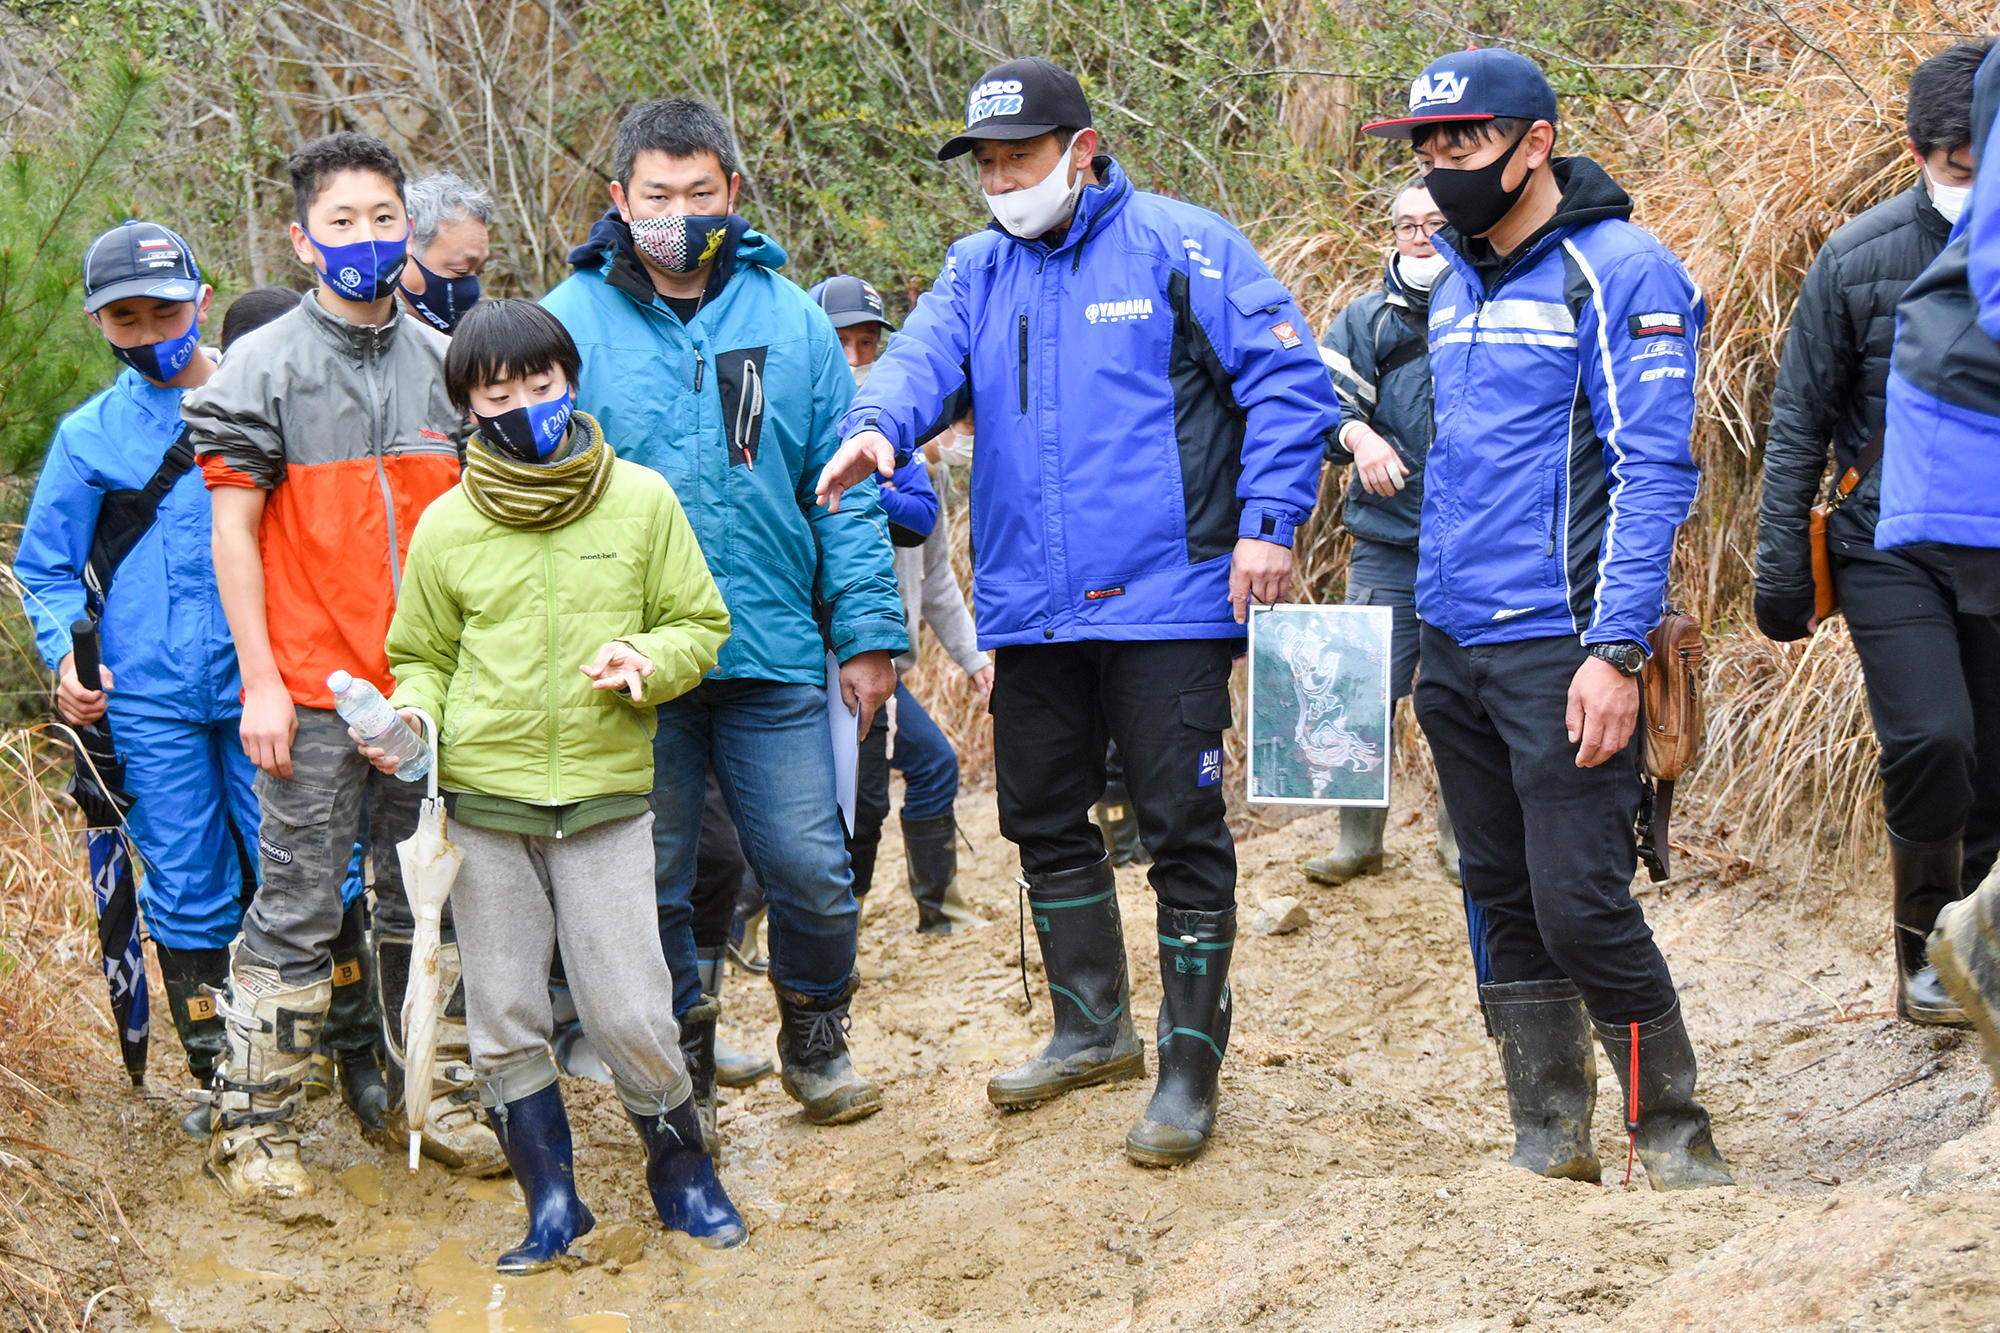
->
[1367,49,1729,1189]
[817,57,1341,1166]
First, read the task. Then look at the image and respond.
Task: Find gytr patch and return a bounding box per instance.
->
[258,835,294,866]
[1197,748,1223,787]
[1175,955,1209,975]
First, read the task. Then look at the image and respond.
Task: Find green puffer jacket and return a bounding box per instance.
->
[385,420,729,804]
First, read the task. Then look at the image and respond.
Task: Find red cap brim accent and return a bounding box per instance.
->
[1360,112,1497,141]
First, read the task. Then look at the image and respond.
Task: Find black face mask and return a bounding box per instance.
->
[1425,131,1529,239]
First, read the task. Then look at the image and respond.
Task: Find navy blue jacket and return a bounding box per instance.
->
[840,157,1341,647]
[1422,158,1703,649]
[1320,257,1435,549]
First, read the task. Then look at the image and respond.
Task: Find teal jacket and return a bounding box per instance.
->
[543,213,907,683]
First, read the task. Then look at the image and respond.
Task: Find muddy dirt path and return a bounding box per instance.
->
[18,788,2000,1331]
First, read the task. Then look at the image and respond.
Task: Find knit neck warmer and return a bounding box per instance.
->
[462,410,614,532]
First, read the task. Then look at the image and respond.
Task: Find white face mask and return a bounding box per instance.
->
[984,132,1087,239]
[1929,170,1971,224]
[1396,250,1449,291]
[850,360,873,388]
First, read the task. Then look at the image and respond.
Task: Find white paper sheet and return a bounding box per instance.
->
[826,651,860,836]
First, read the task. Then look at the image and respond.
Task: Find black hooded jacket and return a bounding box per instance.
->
[1754,184,1953,636]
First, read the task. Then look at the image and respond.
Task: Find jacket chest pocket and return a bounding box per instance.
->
[712,347,769,468]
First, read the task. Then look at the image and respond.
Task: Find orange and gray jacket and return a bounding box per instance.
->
[183,292,467,710]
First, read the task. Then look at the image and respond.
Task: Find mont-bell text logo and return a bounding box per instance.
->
[1409,69,1468,111]
[1086,298,1154,324]
[967,78,1025,126]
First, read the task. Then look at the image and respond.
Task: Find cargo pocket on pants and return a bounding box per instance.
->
[1176,683,1234,806]
[253,774,339,894]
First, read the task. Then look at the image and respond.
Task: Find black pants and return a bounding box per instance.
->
[992,639,1236,911]
[691,773,756,950]
[1413,627,1675,1025]
[1835,547,2000,887]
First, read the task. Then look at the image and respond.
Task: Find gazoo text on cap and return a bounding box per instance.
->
[1410,69,1469,111]
[967,78,1025,126]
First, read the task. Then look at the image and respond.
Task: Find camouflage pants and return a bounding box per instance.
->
[243,706,420,983]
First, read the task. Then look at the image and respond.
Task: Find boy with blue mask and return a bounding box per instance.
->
[15,221,259,1143]
[183,131,497,1202]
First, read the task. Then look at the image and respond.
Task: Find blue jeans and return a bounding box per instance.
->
[652,678,858,1013]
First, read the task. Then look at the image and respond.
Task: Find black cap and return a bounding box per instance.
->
[83,220,202,313]
[937,57,1092,161]
[1362,49,1558,140]
[809,274,894,331]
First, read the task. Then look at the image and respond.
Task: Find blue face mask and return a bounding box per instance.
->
[108,310,201,383]
[309,225,409,303]
[399,256,480,333]
[475,386,576,463]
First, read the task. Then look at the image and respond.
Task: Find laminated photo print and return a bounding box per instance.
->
[1246,604,1393,807]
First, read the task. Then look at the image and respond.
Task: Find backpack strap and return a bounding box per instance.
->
[83,427,195,616]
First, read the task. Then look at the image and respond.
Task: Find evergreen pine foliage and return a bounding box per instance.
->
[0,54,158,472]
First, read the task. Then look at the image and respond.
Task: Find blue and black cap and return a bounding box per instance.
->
[1362,48,1558,140]
[938,56,1092,162]
[83,219,202,313]
[810,274,894,332]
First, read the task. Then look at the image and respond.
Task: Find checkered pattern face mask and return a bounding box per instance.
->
[629,214,730,273]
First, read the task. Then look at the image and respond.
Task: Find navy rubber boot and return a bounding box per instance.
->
[629,1097,747,1249]
[488,1083,594,1274]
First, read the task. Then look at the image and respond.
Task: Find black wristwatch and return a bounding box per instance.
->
[1587,640,1648,677]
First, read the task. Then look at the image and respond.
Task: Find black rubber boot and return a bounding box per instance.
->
[1480,979,1601,1182]
[696,945,772,1088]
[486,1081,594,1275]
[901,812,958,935]
[1594,1002,1733,1190]
[986,857,1145,1109]
[677,995,721,1149]
[1094,783,1151,868]
[156,944,228,1138]
[1126,906,1234,1167]
[773,974,882,1125]
[320,901,388,1134]
[1892,832,1969,1025]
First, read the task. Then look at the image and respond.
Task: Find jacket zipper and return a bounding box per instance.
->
[1017,315,1028,412]
[363,336,402,600]
[541,534,563,812]
[1547,475,1560,557]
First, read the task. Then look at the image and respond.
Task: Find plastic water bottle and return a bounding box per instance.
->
[328,670,432,783]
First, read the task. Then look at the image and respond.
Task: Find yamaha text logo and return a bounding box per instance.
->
[1086,298,1154,324]
[967,78,1025,126]
[1409,69,1468,111]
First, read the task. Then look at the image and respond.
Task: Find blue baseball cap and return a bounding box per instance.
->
[1362,49,1558,140]
[810,274,894,332]
[82,220,202,313]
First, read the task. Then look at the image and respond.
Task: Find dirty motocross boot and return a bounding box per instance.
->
[697,945,772,1089]
[901,811,962,935]
[772,974,882,1124]
[1126,906,1235,1167]
[1094,783,1150,868]
[310,900,389,1135]
[483,1073,594,1275]
[1481,979,1601,1182]
[626,1090,746,1248]
[376,931,508,1175]
[987,857,1145,1109]
[156,943,228,1138]
[1931,862,2000,1088]
[206,945,330,1202]
[1303,806,1388,885]
[1593,1002,1733,1190]
[1892,833,1969,1025]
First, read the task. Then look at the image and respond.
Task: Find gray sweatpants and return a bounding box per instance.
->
[451,811,691,1116]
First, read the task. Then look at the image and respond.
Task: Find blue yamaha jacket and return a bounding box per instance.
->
[1423,158,1703,649]
[14,367,242,722]
[1880,44,2000,551]
[840,157,1340,647]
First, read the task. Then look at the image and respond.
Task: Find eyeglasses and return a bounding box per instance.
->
[1394,220,1445,240]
